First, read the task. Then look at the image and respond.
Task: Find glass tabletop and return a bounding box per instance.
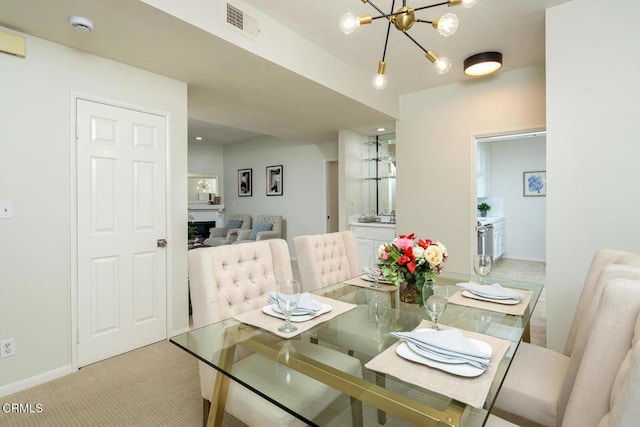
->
[171,271,543,427]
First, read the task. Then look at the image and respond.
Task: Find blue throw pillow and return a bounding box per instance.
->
[248,222,273,240]
[225,219,244,232]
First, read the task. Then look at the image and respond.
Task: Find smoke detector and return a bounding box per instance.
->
[69,16,94,33]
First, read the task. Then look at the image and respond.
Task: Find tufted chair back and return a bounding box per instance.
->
[564,249,640,356]
[188,239,293,406]
[561,267,640,426]
[188,239,292,329]
[293,231,360,292]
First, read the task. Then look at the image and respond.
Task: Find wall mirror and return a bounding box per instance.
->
[188,174,219,203]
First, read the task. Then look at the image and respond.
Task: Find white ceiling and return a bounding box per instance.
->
[0,0,569,144]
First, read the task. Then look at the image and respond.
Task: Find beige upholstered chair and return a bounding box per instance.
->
[293,230,361,292]
[563,249,640,356]
[188,240,363,427]
[202,214,251,247]
[494,260,640,427]
[234,215,283,244]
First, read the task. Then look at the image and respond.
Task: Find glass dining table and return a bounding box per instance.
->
[170,272,543,427]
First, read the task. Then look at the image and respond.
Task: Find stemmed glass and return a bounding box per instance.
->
[276,280,301,333]
[368,254,382,289]
[473,254,492,284]
[423,282,449,330]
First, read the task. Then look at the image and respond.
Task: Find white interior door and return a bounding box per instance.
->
[76,99,167,367]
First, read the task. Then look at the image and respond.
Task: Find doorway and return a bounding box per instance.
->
[326,160,339,232]
[475,130,547,263]
[76,99,168,367]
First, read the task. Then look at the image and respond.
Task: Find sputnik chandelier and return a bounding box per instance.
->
[339,0,478,89]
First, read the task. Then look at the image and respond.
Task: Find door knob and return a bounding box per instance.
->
[157,239,168,248]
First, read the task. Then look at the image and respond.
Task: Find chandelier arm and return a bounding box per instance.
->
[379,0,396,61]
[412,2,450,12]
[402,30,429,55]
[364,0,389,19]
[415,19,435,24]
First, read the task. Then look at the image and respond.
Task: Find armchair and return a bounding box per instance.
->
[233,215,282,244]
[188,240,363,427]
[202,214,251,247]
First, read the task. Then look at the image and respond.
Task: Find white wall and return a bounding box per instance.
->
[188,143,224,177]
[0,29,188,393]
[397,66,546,274]
[221,137,338,257]
[488,136,546,261]
[545,0,640,351]
[338,129,369,230]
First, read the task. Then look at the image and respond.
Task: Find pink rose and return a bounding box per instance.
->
[393,236,414,251]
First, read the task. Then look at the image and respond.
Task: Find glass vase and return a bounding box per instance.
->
[399,279,420,304]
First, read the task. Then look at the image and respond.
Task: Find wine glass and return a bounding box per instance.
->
[473,254,492,284]
[276,280,301,333]
[423,282,449,330]
[368,254,382,289]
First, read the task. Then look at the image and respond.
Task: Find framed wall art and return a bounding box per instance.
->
[238,168,252,197]
[266,165,283,196]
[523,171,546,197]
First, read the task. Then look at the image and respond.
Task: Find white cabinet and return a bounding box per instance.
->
[350,224,396,268]
[477,143,491,198]
[492,219,506,260]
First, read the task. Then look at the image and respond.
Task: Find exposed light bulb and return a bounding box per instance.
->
[339,12,359,34]
[372,73,387,90]
[462,0,478,8]
[372,61,388,89]
[436,13,459,37]
[434,56,452,74]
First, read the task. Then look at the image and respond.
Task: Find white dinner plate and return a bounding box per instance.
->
[396,342,487,377]
[360,274,394,285]
[461,290,521,305]
[271,303,321,316]
[263,303,332,322]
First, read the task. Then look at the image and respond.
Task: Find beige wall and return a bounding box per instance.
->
[0,29,188,394]
[397,66,546,274]
[545,0,640,351]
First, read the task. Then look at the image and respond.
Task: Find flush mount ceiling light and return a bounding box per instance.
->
[340,0,478,90]
[464,51,503,76]
[69,16,94,33]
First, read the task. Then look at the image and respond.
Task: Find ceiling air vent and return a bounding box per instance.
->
[226,3,260,39]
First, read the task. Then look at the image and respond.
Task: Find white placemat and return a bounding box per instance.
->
[344,275,399,293]
[233,294,356,339]
[365,320,510,408]
[448,288,534,316]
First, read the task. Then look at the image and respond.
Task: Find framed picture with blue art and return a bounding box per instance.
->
[523,171,546,197]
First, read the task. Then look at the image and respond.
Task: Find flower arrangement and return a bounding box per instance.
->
[377,233,448,303]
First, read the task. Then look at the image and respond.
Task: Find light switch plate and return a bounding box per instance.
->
[0,201,13,218]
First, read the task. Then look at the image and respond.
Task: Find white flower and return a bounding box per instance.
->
[425,245,444,267]
[436,241,448,258]
[413,246,425,259]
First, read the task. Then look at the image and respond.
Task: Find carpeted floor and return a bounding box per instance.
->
[0,341,207,427]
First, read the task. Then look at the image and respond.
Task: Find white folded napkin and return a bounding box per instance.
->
[456,282,523,301]
[267,291,321,314]
[391,329,491,368]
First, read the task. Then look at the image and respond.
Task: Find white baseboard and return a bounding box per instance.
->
[0,365,74,398]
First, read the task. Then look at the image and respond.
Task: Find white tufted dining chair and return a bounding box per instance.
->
[494,261,640,427]
[188,239,363,427]
[293,230,361,293]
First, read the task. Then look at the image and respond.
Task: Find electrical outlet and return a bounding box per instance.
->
[1,338,16,358]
